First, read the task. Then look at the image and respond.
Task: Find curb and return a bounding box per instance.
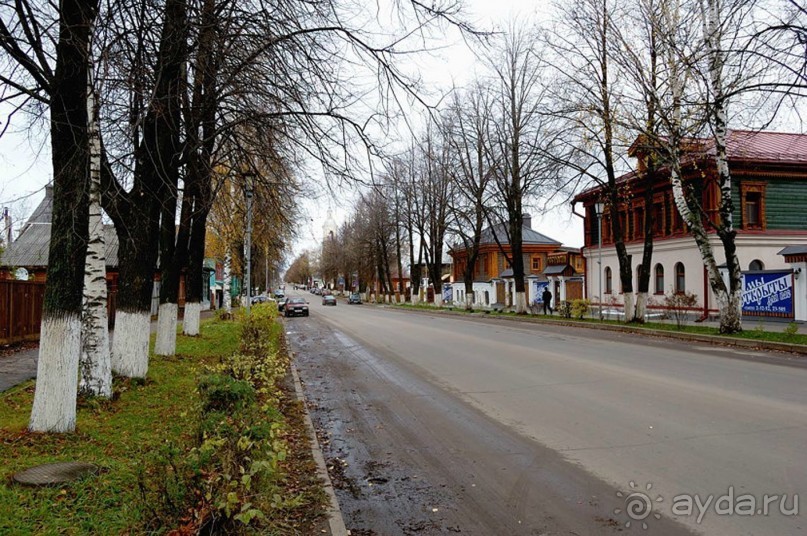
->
[383,304,807,356]
[289,361,349,536]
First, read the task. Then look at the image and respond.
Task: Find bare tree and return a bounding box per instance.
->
[443,84,496,310]
[545,0,641,320]
[484,25,563,314]
[0,0,101,432]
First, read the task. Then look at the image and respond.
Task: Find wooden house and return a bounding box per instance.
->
[449,214,584,309]
[572,130,807,320]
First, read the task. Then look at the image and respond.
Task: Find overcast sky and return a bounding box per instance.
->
[0,1,571,256]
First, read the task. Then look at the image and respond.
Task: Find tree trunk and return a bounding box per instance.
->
[79,80,111,398]
[223,252,232,313]
[30,0,98,432]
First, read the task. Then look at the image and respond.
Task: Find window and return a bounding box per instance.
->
[675,262,686,293]
[749,259,764,271]
[653,203,664,236]
[605,266,612,294]
[635,207,644,239]
[654,264,664,294]
[744,192,761,227]
[484,290,489,305]
[531,255,542,272]
[740,181,766,230]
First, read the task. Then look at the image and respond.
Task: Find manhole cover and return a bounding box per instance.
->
[12,462,98,486]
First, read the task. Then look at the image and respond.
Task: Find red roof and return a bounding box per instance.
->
[574,130,807,201]
[723,130,807,163]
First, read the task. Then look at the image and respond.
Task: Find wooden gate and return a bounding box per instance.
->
[565,279,584,301]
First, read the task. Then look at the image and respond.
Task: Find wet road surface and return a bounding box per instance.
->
[287,296,691,535]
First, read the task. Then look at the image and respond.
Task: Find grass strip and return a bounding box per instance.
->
[0,306,326,534]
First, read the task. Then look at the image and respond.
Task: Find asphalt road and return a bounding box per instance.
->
[286,291,806,536]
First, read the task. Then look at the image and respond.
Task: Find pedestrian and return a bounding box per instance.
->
[542,287,553,315]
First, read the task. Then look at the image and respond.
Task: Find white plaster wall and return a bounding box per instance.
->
[584,233,807,314]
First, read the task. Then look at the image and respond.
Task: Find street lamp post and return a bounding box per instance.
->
[594,202,604,320]
[244,172,255,315]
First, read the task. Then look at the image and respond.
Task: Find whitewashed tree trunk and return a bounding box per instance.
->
[111,311,150,378]
[411,291,419,305]
[183,301,202,335]
[635,292,648,322]
[699,0,742,333]
[223,252,232,313]
[30,315,81,432]
[514,291,527,314]
[79,83,111,398]
[465,291,474,311]
[433,293,443,307]
[622,293,636,322]
[154,302,178,355]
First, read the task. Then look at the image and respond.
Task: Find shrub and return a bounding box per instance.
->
[784,321,799,340]
[198,374,256,413]
[558,301,572,318]
[571,299,590,320]
[663,291,698,329]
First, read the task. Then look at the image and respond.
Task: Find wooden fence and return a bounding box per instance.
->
[0,280,46,344]
[0,280,119,344]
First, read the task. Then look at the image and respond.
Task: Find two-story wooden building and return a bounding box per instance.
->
[449,214,585,309]
[573,130,807,321]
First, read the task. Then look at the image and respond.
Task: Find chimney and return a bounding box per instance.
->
[522,213,532,230]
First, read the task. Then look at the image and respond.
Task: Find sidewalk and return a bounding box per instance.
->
[593,307,805,332]
[0,310,214,393]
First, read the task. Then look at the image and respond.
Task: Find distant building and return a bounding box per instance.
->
[573,130,807,321]
[0,185,215,319]
[449,213,585,309]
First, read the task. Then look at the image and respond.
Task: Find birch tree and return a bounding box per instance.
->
[79,63,111,398]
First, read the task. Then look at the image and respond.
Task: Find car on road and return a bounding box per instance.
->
[322,294,337,306]
[348,293,362,304]
[251,295,271,304]
[284,297,309,317]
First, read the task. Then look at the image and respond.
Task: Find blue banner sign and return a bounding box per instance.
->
[742,271,794,317]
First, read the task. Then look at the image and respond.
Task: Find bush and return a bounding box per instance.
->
[784,322,799,340]
[198,374,256,413]
[663,291,698,329]
[571,299,590,320]
[558,301,572,318]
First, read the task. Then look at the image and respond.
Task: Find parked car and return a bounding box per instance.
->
[251,295,270,304]
[284,297,309,317]
[277,297,288,312]
[348,293,362,304]
[322,294,337,306]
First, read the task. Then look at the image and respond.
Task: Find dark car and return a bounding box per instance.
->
[322,294,337,306]
[284,297,309,317]
[277,297,288,312]
[348,293,362,304]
